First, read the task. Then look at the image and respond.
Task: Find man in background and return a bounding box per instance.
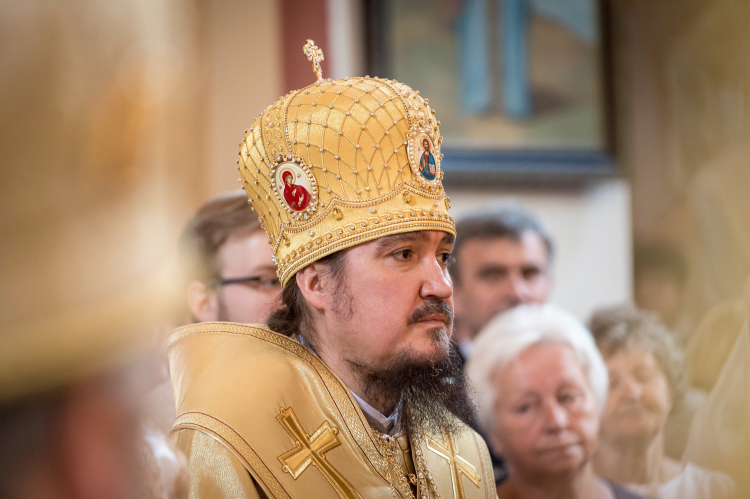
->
[449,205,555,485]
[180,190,282,324]
[143,191,284,434]
[450,205,555,362]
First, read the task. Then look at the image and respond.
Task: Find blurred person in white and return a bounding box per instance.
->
[0,0,191,497]
[180,190,282,325]
[466,304,648,499]
[450,205,554,363]
[633,245,691,345]
[683,276,750,498]
[589,306,734,499]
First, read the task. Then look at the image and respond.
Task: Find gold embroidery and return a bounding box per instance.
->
[276,406,362,499]
[426,434,481,499]
[472,432,495,499]
[373,432,415,498]
[168,323,397,488]
[172,412,291,499]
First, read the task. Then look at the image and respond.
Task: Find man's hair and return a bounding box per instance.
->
[179,190,261,284]
[450,205,554,284]
[267,251,348,342]
[589,305,687,408]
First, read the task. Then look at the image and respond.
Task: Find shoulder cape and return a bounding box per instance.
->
[169,322,496,499]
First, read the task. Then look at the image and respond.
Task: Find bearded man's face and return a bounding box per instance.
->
[313,230,475,436]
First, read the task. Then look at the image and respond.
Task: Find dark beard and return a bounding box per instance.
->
[347,342,476,439]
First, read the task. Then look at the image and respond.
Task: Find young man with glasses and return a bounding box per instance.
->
[180,190,282,324]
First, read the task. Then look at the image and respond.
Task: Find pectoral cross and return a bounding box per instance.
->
[277,407,362,499]
[303,39,325,82]
[426,434,481,499]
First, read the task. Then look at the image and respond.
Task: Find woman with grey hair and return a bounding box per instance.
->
[466,304,646,499]
[590,306,734,499]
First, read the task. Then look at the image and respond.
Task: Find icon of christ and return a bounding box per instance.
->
[419,138,437,181]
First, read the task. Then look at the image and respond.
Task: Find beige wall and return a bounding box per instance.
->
[195,0,633,323]
[203,0,282,196]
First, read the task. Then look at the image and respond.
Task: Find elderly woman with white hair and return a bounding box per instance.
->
[466,304,646,499]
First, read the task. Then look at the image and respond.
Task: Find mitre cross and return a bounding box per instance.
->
[303,39,324,81]
[426,433,481,499]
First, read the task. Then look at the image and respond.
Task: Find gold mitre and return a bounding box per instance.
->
[239,40,454,286]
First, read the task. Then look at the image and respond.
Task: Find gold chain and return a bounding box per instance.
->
[372,431,441,499]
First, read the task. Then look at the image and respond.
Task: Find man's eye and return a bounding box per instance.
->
[394,249,412,260]
[478,268,507,282]
[522,267,541,280]
[260,277,281,288]
[439,253,454,266]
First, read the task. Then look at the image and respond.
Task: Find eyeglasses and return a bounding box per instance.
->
[217,274,281,291]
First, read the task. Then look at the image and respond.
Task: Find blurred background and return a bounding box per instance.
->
[1,0,748,496]
[60,0,740,329]
[4,0,747,393]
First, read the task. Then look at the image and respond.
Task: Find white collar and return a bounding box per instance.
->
[296,334,401,435]
[350,391,401,435]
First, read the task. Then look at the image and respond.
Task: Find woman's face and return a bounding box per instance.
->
[600,345,672,444]
[491,342,600,478]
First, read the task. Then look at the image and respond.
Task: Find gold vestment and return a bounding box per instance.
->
[169,322,497,499]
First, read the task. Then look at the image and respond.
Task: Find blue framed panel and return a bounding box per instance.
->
[364,0,617,183]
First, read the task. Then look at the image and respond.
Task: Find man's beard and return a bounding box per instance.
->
[346,300,476,439]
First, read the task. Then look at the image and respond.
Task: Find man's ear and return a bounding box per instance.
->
[187,280,219,322]
[296,264,326,311]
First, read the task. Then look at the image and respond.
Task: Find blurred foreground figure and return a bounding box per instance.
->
[590,307,733,499]
[169,41,496,498]
[180,191,281,324]
[0,0,189,497]
[685,275,750,394]
[683,278,750,498]
[451,206,554,362]
[467,305,645,499]
[142,192,282,435]
[633,245,690,344]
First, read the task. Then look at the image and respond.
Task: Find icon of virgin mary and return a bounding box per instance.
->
[418,137,437,181]
[280,169,312,211]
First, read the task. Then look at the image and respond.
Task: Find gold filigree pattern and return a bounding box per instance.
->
[425,434,481,499]
[237,43,454,286]
[472,433,496,499]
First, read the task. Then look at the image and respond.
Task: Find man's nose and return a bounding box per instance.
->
[508,273,531,301]
[420,259,452,301]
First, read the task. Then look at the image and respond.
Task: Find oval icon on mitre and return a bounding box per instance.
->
[408,130,440,184]
[275,163,313,212]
